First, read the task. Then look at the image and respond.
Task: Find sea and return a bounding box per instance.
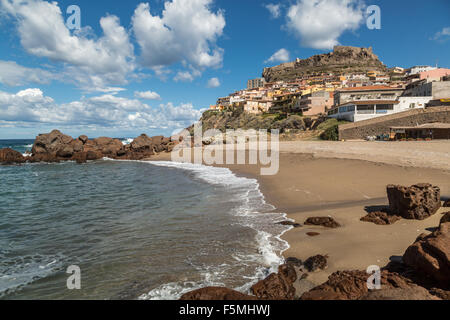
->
[0,139,290,300]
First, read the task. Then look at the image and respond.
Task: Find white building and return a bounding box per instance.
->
[328,96,431,122]
[406,66,436,76]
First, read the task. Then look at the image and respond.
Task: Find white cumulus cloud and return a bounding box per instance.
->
[286,0,364,50]
[207,77,220,88]
[265,48,290,64]
[0,60,57,86]
[265,3,281,19]
[432,27,450,41]
[134,91,162,100]
[132,0,225,71]
[0,0,135,91]
[0,88,202,131]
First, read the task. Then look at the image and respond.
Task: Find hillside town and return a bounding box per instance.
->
[209,46,450,140]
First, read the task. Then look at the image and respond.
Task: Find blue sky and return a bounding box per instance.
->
[0,0,449,139]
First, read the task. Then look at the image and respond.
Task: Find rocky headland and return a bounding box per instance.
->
[262,46,387,82]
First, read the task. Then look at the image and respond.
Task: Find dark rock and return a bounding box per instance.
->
[130,134,153,151]
[285,257,303,267]
[277,221,301,228]
[78,135,88,144]
[360,211,401,225]
[56,145,74,158]
[151,136,164,145]
[403,221,450,285]
[300,269,415,300]
[0,148,25,164]
[429,288,450,300]
[359,286,440,300]
[440,212,450,226]
[72,152,87,164]
[304,255,328,272]
[443,200,450,207]
[180,287,257,300]
[29,153,59,163]
[306,232,320,237]
[86,150,103,161]
[93,137,123,156]
[32,129,73,155]
[386,183,441,220]
[70,139,84,152]
[250,264,297,300]
[304,217,340,228]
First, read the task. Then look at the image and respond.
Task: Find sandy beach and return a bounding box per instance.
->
[152,140,450,288]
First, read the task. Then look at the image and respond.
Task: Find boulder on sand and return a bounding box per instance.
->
[386,183,441,220]
[440,212,450,226]
[304,217,340,228]
[300,269,415,300]
[402,221,450,285]
[360,211,401,225]
[359,286,440,300]
[303,255,328,272]
[250,264,297,300]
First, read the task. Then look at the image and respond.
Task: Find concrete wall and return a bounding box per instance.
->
[338,106,450,140]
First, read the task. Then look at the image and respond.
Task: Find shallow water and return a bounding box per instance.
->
[0,156,290,300]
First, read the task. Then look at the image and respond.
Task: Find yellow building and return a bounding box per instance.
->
[367,70,378,78]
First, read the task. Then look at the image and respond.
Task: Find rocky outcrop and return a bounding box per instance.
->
[386,183,441,220]
[303,255,328,272]
[359,286,440,300]
[285,257,303,267]
[402,221,450,286]
[198,109,328,136]
[180,287,257,300]
[276,221,301,228]
[32,130,73,156]
[1,130,176,164]
[304,217,340,228]
[440,212,450,225]
[89,137,123,156]
[263,46,386,82]
[0,148,25,164]
[300,270,415,300]
[250,264,297,300]
[360,211,401,225]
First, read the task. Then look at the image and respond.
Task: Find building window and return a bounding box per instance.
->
[376,104,394,110]
[357,105,374,114]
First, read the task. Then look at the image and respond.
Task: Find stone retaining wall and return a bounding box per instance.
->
[338,106,450,140]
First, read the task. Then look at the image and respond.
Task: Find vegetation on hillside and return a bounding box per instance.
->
[318,119,349,141]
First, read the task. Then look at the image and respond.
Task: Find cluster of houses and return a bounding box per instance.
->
[210,65,450,123]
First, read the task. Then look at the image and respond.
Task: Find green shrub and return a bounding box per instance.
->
[320,124,339,141]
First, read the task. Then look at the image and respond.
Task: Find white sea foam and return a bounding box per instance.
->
[139,161,291,300]
[0,253,65,298]
[121,138,134,145]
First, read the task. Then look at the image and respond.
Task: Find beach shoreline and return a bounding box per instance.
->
[150,140,450,289]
